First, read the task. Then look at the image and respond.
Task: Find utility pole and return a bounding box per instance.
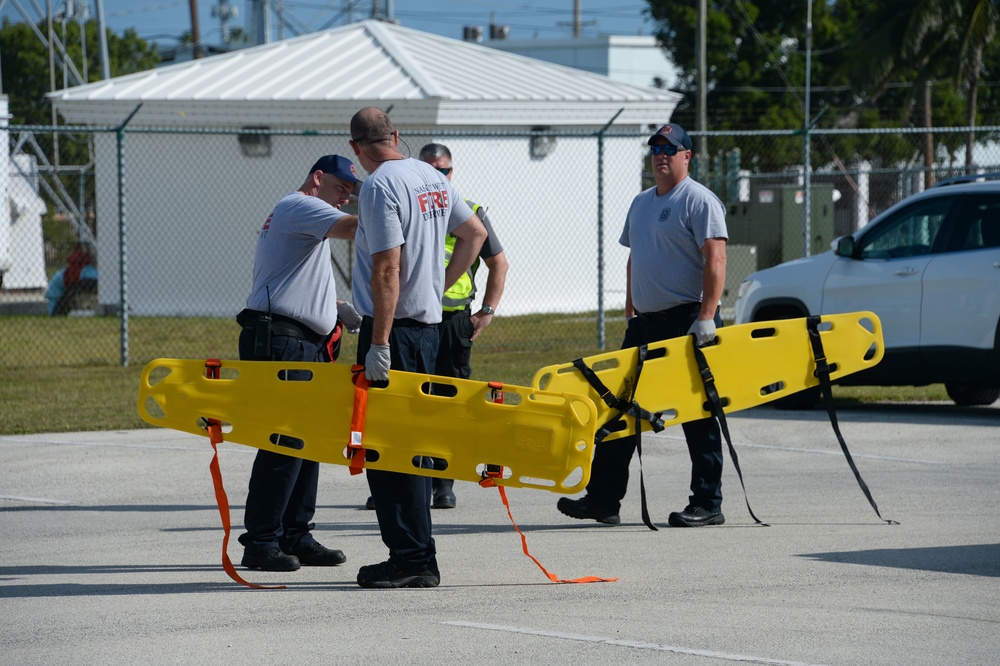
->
[95,0,111,79]
[212,0,238,44]
[189,0,203,59]
[803,0,812,257]
[697,0,707,168]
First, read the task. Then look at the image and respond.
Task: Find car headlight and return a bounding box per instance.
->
[737,278,757,301]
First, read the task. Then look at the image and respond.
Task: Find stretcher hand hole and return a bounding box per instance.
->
[476,463,512,480]
[342,447,380,462]
[269,433,304,450]
[196,417,232,433]
[143,396,166,419]
[277,368,313,382]
[421,381,458,397]
[147,366,172,386]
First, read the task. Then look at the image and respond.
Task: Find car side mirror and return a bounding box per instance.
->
[835,236,855,258]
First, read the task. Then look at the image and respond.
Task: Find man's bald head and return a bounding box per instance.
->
[350,107,395,145]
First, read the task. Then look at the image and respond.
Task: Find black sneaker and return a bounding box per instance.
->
[288,541,347,566]
[365,496,375,510]
[556,496,620,524]
[241,546,300,571]
[431,486,456,509]
[357,560,440,589]
[667,505,725,527]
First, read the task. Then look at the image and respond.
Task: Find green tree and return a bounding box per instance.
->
[645,0,1000,174]
[1,17,159,128]
[844,0,998,168]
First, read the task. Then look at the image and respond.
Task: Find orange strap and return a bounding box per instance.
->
[480,381,617,585]
[205,419,284,590]
[348,364,369,475]
[203,359,284,590]
[497,484,616,584]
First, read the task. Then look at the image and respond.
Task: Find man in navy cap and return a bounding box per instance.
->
[235,154,365,571]
[557,123,730,528]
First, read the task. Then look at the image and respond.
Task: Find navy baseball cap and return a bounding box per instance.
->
[647,123,692,150]
[309,154,363,183]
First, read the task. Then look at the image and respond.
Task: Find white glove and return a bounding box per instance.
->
[337,300,363,334]
[688,319,717,347]
[364,343,391,382]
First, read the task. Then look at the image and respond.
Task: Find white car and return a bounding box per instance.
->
[734,174,1000,407]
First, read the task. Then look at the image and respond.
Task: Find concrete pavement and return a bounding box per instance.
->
[1,402,998,665]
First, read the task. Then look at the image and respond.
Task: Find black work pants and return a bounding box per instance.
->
[237,327,330,552]
[358,316,439,570]
[584,304,724,514]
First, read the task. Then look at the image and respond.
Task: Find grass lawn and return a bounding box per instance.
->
[0,312,948,435]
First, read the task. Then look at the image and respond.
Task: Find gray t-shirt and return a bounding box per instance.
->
[245,190,347,335]
[353,158,474,324]
[620,176,728,313]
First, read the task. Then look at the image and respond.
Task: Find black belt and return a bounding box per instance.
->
[237,309,326,344]
[636,302,701,322]
[361,315,438,329]
[441,307,471,320]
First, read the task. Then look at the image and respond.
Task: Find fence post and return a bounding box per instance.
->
[116,104,142,366]
[595,109,624,351]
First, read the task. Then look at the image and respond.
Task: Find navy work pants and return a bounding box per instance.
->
[584,304,725,514]
[237,327,331,552]
[358,316,439,570]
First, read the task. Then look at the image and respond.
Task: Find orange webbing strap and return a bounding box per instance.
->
[497,485,616,584]
[203,359,284,590]
[348,364,369,475]
[479,382,617,585]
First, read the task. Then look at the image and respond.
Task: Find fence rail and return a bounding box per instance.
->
[2,123,999,368]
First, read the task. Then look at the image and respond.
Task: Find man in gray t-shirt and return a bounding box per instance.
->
[236,154,364,573]
[349,107,487,589]
[557,123,731,529]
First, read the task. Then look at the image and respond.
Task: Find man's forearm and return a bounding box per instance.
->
[371,250,400,345]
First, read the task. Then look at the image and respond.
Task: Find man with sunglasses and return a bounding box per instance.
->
[557,123,730,528]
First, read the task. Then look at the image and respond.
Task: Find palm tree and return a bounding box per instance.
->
[845,0,997,171]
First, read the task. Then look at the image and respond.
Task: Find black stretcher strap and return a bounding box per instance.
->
[690,342,768,527]
[572,345,661,530]
[806,316,898,525]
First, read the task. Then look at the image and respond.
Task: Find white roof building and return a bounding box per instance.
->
[51,20,680,129]
[48,21,682,320]
[487,35,679,90]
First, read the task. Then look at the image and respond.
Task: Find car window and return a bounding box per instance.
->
[858,197,952,259]
[953,196,1000,250]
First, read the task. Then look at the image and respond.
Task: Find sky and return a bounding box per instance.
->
[3,1,654,47]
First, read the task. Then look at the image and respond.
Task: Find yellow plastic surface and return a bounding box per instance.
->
[531,311,884,441]
[138,359,598,494]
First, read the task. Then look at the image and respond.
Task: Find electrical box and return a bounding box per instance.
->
[726,184,835,269]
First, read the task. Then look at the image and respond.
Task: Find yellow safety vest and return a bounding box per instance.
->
[442,201,482,312]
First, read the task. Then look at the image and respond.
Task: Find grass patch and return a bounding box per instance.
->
[0,312,947,435]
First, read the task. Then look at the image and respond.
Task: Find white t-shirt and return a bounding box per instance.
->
[352,158,474,324]
[620,176,728,313]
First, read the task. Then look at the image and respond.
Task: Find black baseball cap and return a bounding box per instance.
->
[647,123,692,150]
[309,155,363,183]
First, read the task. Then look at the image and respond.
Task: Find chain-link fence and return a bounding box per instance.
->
[3,124,999,369]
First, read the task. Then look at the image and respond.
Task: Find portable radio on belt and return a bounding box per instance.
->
[253,287,273,359]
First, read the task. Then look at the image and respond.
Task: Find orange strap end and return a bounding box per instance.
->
[495,485,617,584]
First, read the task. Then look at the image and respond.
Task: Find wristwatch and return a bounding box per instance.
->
[481,304,496,316]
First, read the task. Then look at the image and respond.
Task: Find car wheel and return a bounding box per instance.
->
[944,383,1000,406]
[753,307,821,410]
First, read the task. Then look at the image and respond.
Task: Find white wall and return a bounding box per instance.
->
[93,132,640,318]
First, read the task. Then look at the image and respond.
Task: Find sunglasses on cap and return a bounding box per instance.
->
[436,167,453,176]
[650,144,681,156]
